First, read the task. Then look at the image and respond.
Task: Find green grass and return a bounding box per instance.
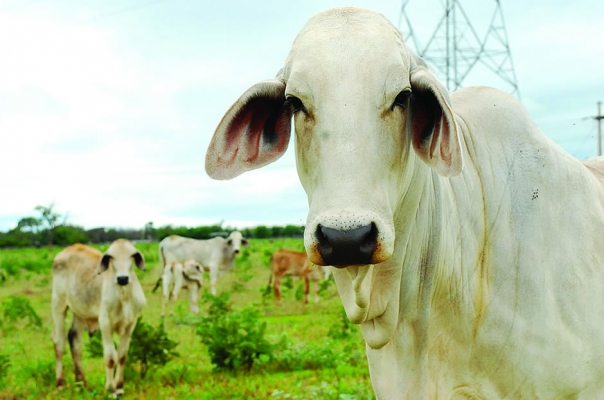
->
[0,239,374,399]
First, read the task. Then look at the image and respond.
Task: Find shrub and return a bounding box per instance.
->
[328,309,355,340]
[196,293,273,372]
[0,353,9,387]
[1,296,42,333]
[265,336,338,372]
[23,359,54,386]
[87,317,179,378]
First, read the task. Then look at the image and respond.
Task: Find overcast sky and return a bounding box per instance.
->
[0,0,602,231]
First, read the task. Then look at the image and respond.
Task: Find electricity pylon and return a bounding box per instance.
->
[399,0,520,98]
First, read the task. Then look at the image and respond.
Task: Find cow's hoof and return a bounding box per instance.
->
[56,378,66,388]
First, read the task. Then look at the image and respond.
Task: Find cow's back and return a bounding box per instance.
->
[272,249,308,277]
[52,243,104,318]
[582,156,604,187]
[160,235,219,266]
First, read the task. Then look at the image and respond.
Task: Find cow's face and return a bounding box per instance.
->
[99,239,145,286]
[205,7,462,348]
[224,231,248,257]
[183,260,204,286]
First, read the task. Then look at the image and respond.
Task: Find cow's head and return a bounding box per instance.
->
[224,231,248,257]
[99,239,145,286]
[183,259,204,287]
[205,7,462,348]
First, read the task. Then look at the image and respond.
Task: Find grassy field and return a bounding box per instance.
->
[0,239,374,399]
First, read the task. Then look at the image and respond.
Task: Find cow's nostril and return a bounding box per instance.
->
[316,222,378,266]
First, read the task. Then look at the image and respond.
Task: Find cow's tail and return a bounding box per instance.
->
[152,244,166,294]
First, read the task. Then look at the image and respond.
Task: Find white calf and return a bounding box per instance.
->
[160,260,203,317]
[51,239,146,397]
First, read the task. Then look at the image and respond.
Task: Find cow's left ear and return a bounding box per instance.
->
[408,64,463,177]
[99,254,112,273]
[205,78,293,180]
[242,238,249,247]
[133,252,145,271]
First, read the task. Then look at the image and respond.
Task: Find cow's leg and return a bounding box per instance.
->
[189,283,200,314]
[68,316,87,384]
[161,270,172,318]
[172,270,183,301]
[273,274,282,305]
[100,317,117,394]
[303,276,310,305]
[114,322,136,398]
[209,267,218,296]
[51,295,68,388]
[314,278,320,304]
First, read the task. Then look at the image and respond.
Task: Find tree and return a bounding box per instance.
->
[34,203,62,250]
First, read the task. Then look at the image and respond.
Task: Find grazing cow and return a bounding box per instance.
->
[158,260,203,317]
[205,7,604,399]
[269,249,330,305]
[158,231,247,295]
[51,239,146,397]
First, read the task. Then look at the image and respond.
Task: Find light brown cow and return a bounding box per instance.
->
[51,239,146,397]
[158,260,203,317]
[269,249,330,305]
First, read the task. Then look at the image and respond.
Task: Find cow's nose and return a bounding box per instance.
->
[234,249,240,254]
[117,276,129,286]
[315,223,378,266]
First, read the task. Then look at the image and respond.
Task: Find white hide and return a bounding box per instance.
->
[158,231,246,295]
[160,260,203,316]
[205,7,604,399]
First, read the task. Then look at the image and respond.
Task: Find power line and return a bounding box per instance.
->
[399,0,520,98]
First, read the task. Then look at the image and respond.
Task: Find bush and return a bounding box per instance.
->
[265,336,338,372]
[87,317,179,378]
[23,359,54,386]
[328,309,355,340]
[0,353,9,387]
[1,296,42,333]
[196,293,273,372]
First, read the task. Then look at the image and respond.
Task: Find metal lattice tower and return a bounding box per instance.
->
[399,0,520,98]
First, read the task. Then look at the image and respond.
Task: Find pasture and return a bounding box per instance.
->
[0,239,374,399]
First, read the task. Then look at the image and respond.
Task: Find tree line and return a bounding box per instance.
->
[0,203,305,248]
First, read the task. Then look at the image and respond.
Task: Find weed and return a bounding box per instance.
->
[196,293,273,372]
[87,317,179,378]
[0,353,9,387]
[1,296,42,333]
[328,309,355,340]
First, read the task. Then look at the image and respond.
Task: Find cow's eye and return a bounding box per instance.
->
[391,90,412,111]
[286,96,306,114]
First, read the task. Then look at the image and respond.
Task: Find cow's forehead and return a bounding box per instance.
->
[106,239,137,259]
[283,7,409,94]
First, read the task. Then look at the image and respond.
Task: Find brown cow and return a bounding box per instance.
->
[269,249,330,305]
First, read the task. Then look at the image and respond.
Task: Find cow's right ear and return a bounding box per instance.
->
[98,254,112,274]
[205,79,293,180]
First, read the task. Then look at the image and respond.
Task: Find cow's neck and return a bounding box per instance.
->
[391,146,486,385]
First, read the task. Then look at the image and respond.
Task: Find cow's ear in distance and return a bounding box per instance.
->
[133,252,145,271]
[99,254,112,274]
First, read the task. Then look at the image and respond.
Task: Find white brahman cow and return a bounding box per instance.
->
[269,249,330,305]
[204,7,604,399]
[158,260,204,317]
[51,239,146,397]
[158,231,247,295]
